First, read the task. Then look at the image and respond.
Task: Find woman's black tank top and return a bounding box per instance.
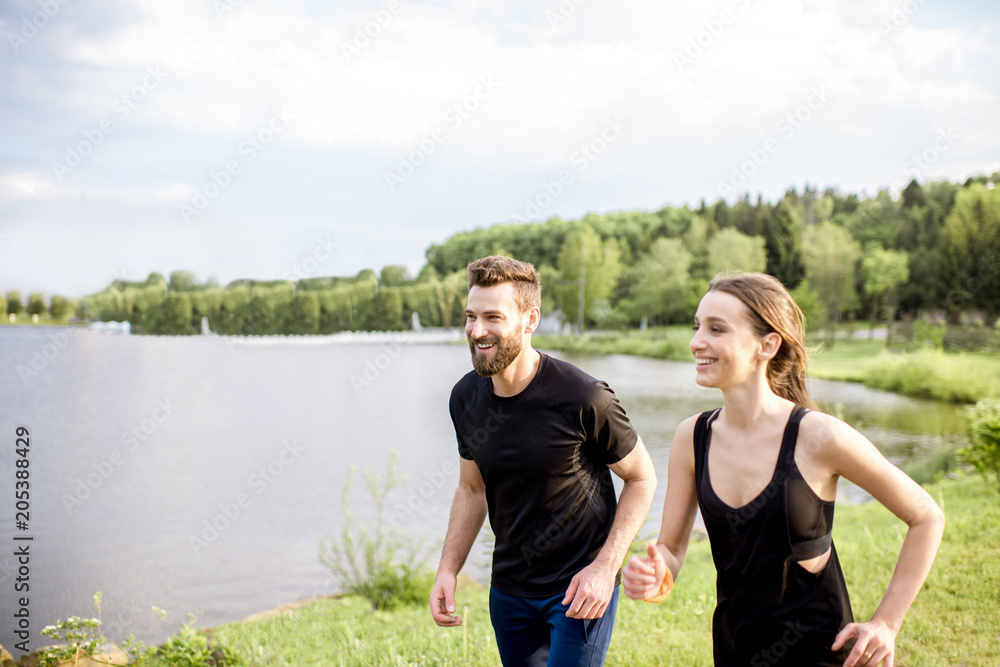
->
[693,405,854,666]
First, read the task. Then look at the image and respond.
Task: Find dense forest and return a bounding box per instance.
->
[5,174,999,341]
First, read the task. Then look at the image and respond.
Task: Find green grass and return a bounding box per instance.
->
[213,475,999,667]
[809,340,1000,404]
[807,338,886,382]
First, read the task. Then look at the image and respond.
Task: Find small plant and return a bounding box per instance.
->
[154,610,242,667]
[959,398,1000,491]
[39,593,104,667]
[39,594,243,667]
[319,449,431,610]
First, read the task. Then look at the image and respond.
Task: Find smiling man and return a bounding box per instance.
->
[429,255,656,666]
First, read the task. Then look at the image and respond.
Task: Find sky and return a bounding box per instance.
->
[1,0,998,297]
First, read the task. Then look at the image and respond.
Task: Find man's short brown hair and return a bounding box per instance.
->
[467,255,541,314]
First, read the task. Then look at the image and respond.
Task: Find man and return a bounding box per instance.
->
[429,255,656,666]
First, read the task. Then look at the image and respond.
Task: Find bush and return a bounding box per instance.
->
[902,448,957,485]
[319,450,430,610]
[959,398,1000,491]
[943,325,1000,353]
[864,349,993,404]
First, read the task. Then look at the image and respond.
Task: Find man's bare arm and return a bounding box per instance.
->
[563,436,657,619]
[429,458,488,627]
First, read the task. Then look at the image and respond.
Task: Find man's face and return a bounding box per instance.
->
[465,283,528,377]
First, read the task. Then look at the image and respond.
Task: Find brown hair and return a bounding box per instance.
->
[708,272,816,410]
[467,255,541,314]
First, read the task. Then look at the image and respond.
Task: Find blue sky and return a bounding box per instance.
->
[1,0,998,297]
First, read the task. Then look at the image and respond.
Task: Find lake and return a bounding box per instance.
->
[0,326,966,652]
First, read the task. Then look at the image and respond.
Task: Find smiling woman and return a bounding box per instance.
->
[625,273,945,667]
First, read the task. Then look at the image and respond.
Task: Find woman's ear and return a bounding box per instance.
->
[757,331,782,360]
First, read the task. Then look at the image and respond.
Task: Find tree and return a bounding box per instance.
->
[142,293,193,335]
[379,265,410,288]
[619,238,695,326]
[5,290,23,317]
[682,215,711,280]
[937,183,1000,315]
[762,203,804,289]
[803,222,861,345]
[400,283,440,328]
[861,245,909,341]
[230,291,283,335]
[356,268,378,284]
[281,292,321,334]
[357,288,403,331]
[706,228,767,278]
[49,295,71,320]
[428,270,467,330]
[0,294,6,320]
[145,272,167,288]
[168,270,198,292]
[27,293,46,317]
[791,279,826,332]
[557,224,622,331]
[901,179,926,209]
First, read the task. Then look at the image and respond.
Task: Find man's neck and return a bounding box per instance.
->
[491,345,542,398]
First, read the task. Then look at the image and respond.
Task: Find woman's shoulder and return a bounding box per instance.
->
[798,408,864,459]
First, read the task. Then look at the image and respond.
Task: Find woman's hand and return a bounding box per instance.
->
[622,541,669,600]
[832,618,898,667]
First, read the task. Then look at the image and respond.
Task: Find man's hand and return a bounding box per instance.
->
[429,572,463,627]
[561,560,617,619]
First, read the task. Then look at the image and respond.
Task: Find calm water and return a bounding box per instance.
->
[0,326,966,651]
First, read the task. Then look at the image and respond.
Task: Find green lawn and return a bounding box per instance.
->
[213,474,1000,667]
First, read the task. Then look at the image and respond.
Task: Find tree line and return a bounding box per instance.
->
[4,174,998,337]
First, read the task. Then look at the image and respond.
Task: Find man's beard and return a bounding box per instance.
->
[469,328,524,377]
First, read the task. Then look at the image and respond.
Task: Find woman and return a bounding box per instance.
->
[623,273,945,667]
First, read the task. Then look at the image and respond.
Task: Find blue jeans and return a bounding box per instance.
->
[488,586,620,667]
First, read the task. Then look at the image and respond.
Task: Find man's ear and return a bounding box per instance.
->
[757,331,782,360]
[525,307,541,334]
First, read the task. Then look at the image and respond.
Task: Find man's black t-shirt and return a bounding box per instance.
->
[449,352,638,598]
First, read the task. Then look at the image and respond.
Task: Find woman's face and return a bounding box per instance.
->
[689,289,771,389]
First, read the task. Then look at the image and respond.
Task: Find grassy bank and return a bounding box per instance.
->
[214,475,999,666]
[534,328,1000,404]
